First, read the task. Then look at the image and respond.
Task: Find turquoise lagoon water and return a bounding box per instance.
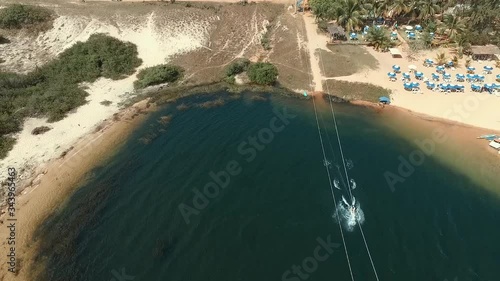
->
[35,92,500,281]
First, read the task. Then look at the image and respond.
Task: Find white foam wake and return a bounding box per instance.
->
[333,198,365,232]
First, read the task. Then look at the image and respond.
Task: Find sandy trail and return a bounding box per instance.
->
[302,13,327,92]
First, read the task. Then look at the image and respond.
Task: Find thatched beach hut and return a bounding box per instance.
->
[470,45,500,61]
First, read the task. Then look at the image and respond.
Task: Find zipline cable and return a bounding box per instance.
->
[318,49,381,281]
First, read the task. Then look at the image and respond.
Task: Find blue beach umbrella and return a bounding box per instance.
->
[496,74,500,80]
[415,71,423,77]
[415,25,422,31]
[392,65,401,71]
[350,33,357,39]
[467,66,475,72]
[388,72,396,77]
[404,82,413,90]
[484,66,494,71]
[403,72,411,79]
[426,82,435,89]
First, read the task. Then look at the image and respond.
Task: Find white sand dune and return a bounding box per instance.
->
[0,11,211,183]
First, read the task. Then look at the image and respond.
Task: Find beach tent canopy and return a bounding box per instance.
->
[379,96,390,103]
[389,48,402,58]
[470,45,500,60]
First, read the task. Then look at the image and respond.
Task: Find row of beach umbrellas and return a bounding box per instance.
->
[388,64,500,92]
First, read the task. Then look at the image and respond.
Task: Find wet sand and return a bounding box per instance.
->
[0,99,154,281]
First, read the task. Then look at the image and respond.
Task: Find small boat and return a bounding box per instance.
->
[477,134,498,140]
[333,179,341,190]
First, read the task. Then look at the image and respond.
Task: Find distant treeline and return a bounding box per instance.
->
[309,0,500,47]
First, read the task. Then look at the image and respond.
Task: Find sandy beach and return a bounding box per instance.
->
[335,46,500,131]
[299,12,500,132]
[0,99,154,281]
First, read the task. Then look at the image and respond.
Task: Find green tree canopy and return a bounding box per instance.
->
[0,4,52,29]
[134,64,184,89]
[247,62,278,85]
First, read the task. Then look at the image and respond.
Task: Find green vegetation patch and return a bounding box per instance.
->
[323,80,390,103]
[224,58,251,77]
[247,62,278,85]
[134,64,184,89]
[0,136,16,160]
[0,34,142,159]
[0,4,53,29]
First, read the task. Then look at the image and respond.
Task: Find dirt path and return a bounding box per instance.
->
[302,12,328,92]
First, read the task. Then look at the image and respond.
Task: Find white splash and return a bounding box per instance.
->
[333,196,365,232]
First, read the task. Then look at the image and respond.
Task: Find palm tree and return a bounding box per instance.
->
[420,32,434,48]
[417,0,440,22]
[439,14,466,42]
[367,0,390,18]
[335,0,366,34]
[435,52,447,65]
[389,0,410,18]
[365,27,392,51]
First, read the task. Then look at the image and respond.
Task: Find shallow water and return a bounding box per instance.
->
[36,92,500,281]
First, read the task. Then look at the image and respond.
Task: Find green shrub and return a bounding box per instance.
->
[133,64,184,89]
[261,36,271,50]
[224,58,251,77]
[247,62,278,85]
[0,34,142,159]
[0,4,53,29]
[31,126,51,135]
[224,75,236,84]
[44,33,142,82]
[0,34,9,44]
[0,136,15,159]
